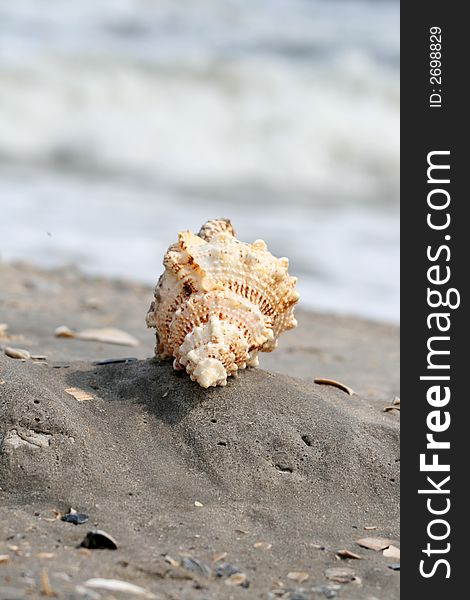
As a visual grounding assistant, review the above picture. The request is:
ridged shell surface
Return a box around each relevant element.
[146,219,299,388]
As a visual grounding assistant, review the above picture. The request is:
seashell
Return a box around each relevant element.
[287,571,310,584]
[179,555,212,578]
[83,579,157,599]
[324,566,357,583]
[4,347,31,360]
[225,572,249,587]
[146,219,299,388]
[80,529,118,550]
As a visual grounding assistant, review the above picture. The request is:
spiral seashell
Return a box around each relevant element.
[146,219,299,388]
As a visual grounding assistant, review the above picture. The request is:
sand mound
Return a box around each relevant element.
[1,354,399,599]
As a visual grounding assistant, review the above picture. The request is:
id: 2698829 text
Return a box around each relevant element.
[429,26,442,108]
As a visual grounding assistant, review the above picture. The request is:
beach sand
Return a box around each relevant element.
[0,262,399,599]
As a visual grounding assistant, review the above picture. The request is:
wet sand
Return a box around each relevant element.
[0,262,399,599]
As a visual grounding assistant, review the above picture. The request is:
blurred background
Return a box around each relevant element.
[0,0,399,323]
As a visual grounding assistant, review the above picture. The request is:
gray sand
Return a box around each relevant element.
[0,262,399,599]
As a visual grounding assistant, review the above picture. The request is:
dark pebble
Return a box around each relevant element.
[215,563,241,578]
[94,357,138,365]
[79,529,118,550]
[61,512,89,525]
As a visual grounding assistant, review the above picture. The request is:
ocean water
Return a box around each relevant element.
[0,0,399,322]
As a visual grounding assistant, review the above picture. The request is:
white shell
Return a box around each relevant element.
[146,219,299,388]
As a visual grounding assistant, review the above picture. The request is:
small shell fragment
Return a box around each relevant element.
[212,552,228,564]
[324,567,357,583]
[384,405,400,413]
[383,545,400,559]
[84,579,156,598]
[336,549,362,560]
[4,347,30,360]
[80,530,118,550]
[39,569,55,597]
[36,552,55,559]
[179,556,211,578]
[225,572,249,587]
[314,378,354,395]
[55,326,76,338]
[76,328,139,347]
[254,541,272,550]
[287,571,309,584]
[194,500,204,507]
[164,555,180,567]
[64,388,94,402]
[356,537,395,551]
[55,326,138,346]
[0,554,10,564]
